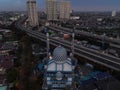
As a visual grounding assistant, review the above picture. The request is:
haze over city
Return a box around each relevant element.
[0,0,120,11]
[0,0,120,90]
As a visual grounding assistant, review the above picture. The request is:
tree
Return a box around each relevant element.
[6,68,19,83]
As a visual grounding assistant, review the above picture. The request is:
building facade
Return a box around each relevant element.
[46,0,58,20]
[42,46,77,90]
[112,10,116,17]
[27,0,39,27]
[59,0,71,20]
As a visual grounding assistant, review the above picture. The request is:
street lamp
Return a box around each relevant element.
[102,33,106,50]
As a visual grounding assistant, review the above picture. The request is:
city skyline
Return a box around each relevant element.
[0,0,120,11]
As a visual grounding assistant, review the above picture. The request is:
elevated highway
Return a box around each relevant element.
[15,17,120,71]
[48,25,120,49]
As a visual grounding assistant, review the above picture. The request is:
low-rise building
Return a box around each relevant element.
[0,55,14,86]
[0,34,3,41]
[0,86,7,90]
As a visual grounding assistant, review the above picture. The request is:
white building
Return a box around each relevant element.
[59,0,71,20]
[46,0,58,20]
[70,16,80,20]
[27,0,39,27]
[42,46,77,89]
[112,10,116,17]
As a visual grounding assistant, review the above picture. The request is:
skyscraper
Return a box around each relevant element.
[59,0,71,20]
[27,0,39,27]
[112,10,116,17]
[46,0,58,20]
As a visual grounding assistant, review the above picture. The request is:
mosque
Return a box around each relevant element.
[42,45,77,90]
[42,28,77,90]
[39,28,114,90]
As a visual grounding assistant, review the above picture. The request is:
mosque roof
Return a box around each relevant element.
[53,46,67,64]
[47,59,73,72]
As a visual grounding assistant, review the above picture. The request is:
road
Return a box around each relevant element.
[48,25,120,48]
[15,17,120,71]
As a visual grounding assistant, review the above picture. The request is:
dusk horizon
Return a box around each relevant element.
[0,0,120,12]
[0,0,120,90]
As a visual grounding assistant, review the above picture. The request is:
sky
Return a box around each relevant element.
[0,0,120,11]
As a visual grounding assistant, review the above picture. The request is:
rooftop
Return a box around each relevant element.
[0,75,5,85]
[0,55,14,69]
[0,86,7,90]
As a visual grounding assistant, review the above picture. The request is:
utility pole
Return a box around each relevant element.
[102,33,106,50]
[70,27,75,57]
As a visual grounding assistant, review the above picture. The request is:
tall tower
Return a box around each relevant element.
[59,0,71,20]
[27,0,39,27]
[46,0,58,20]
[112,10,116,17]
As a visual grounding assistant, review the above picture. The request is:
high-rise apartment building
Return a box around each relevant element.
[59,0,71,19]
[27,0,39,27]
[46,0,58,20]
[112,10,116,17]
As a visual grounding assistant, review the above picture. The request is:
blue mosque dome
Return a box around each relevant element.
[53,46,67,64]
[43,45,77,89]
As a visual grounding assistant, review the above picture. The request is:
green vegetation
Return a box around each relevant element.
[19,35,42,90]
[6,68,19,83]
